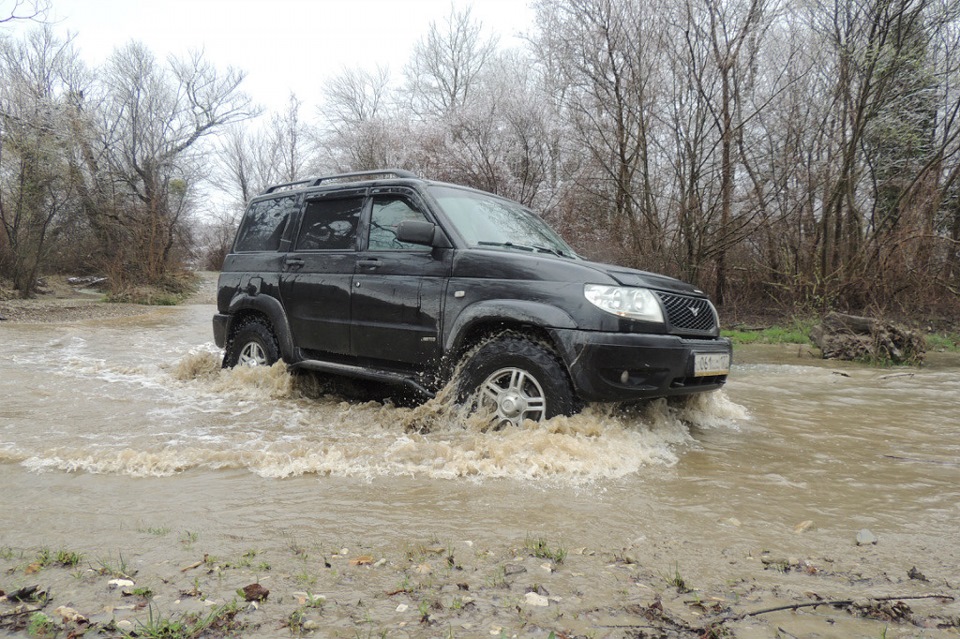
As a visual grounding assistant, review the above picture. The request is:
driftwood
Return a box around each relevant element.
[810,312,925,364]
[67,276,108,287]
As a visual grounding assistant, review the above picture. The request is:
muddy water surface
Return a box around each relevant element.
[1,293,958,638]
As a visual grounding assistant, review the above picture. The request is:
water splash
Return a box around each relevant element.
[14,351,747,482]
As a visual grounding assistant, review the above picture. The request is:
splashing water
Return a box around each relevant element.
[5,340,745,482]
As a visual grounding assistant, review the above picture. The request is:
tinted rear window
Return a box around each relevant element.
[234,196,298,252]
[295,197,364,250]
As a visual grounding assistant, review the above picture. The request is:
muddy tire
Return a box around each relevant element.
[458,334,576,427]
[223,318,280,368]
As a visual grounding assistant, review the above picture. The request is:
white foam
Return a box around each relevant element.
[12,351,749,484]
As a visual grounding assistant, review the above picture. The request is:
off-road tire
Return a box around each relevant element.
[223,317,280,368]
[458,333,576,426]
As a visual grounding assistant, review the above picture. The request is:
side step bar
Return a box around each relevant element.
[288,359,436,399]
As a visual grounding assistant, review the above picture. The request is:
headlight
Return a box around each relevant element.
[584,284,664,323]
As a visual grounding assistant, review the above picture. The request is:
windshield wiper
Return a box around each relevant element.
[477,241,567,257]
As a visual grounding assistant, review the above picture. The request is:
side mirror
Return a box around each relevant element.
[396,220,451,248]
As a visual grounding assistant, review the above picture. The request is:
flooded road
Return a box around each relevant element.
[1,287,958,638]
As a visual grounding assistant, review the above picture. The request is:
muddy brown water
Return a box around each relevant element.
[1,289,958,638]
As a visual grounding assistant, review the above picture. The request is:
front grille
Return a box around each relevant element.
[655,292,717,333]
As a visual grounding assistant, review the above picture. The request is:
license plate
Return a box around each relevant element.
[694,352,730,377]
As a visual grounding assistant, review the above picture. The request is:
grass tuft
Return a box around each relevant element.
[662,562,691,593]
[129,600,243,639]
[722,317,815,345]
[927,332,960,352]
[27,612,56,637]
[55,549,83,567]
[524,536,567,564]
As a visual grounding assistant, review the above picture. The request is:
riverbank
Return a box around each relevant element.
[0,278,148,324]
[0,273,213,324]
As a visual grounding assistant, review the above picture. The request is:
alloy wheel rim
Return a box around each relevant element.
[238,341,267,366]
[480,367,547,427]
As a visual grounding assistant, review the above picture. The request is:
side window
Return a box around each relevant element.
[368,196,430,250]
[296,197,364,250]
[233,195,297,252]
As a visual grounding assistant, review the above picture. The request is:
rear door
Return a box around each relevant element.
[350,188,450,366]
[279,190,365,356]
[221,194,299,300]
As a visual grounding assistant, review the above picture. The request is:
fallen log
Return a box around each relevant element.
[67,276,108,287]
[810,312,925,365]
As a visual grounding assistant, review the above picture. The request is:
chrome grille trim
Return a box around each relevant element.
[654,292,717,333]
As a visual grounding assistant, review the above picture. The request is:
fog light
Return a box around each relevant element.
[620,370,630,384]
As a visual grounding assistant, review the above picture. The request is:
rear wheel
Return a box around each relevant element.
[223,318,280,368]
[458,334,576,427]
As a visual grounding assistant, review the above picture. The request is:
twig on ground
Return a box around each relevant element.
[0,607,44,620]
[735,593,955,620]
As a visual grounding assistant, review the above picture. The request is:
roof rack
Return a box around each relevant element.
[261,169,418,194]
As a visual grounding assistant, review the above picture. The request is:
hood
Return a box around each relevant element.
[583,261,703,296]
[452,248,706,296]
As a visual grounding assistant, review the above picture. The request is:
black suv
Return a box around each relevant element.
[213,170,731,426]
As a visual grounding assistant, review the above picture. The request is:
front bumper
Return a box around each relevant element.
[551,329,732,403]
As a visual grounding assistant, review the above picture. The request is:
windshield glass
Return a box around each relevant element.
[428,185,577,258]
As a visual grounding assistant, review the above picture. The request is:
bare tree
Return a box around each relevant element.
[533,0,667,267]
[794,0,955,310]
[405,4,499,118]
[0,26,81,296]
[86,42,256,286]
[324,65,391,124]
[215,94,311,203]
[318,65,407,171]
[930,11,960,284]
[421,50,561,209]
[0,0,48,24]
[214,125,277,207]
[732,14,824,309]
[272,93,310,183]
[686,0,769,304]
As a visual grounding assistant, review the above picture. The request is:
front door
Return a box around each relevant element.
[350,191,449,366]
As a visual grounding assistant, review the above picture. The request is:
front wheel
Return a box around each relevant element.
[223,318,280,368]
[457,334,577,427]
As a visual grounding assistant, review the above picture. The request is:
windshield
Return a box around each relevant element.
[428,185,577,258]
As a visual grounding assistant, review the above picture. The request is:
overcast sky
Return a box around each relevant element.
[10,0,535,113]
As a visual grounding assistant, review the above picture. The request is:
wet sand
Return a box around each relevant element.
[1,459,958,639]
[1,482,957,639]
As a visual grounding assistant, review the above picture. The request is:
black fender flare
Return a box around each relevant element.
[226,294,297,363]
[444,299,578,356]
